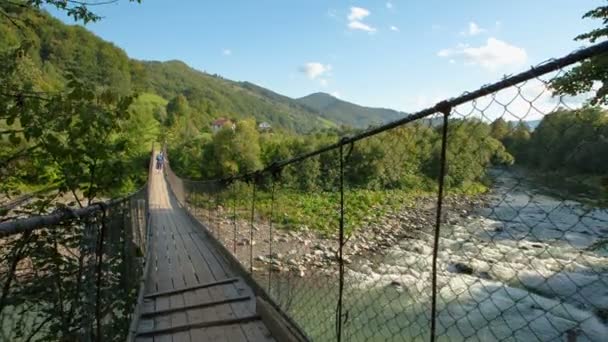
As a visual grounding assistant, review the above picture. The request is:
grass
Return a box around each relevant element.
[191,181,488,237]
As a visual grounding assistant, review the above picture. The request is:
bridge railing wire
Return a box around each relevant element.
[165,40,608,342]
[0,151,154,342]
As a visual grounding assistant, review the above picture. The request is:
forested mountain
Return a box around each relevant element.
[297,92,406,128]
[139,61,340,132]
[0,6,331,133]
[0,6,412,134]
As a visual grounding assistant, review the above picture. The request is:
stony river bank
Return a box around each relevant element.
[203,194,483,278]
[199,169,608,341]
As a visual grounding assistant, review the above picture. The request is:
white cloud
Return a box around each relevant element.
[386,2,393,9]
[347,7,376,32]
[390,25,399,32]
[437,38,527,70]
[460,21,486,36]
[299,62,332,79]
[348,7,370,21]
[349,20,376,32]
[331,91,341,99]
[320,79,328,87]
[222,49,232,56]
[402,93,447,112]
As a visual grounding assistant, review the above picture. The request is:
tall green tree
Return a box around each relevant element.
[1,0,142,24]
[200,119,262,178]
[490,117,510,141]
[165,94,190,126]
[1,1,146,204]
[551,2,608,104]
[525,108,608,174]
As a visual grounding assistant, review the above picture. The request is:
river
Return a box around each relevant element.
[269,169,608,341]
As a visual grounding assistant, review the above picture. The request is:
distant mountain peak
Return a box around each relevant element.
[296,93,407,128]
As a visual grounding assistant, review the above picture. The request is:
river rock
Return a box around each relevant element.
[271,264,284,272]
[255,255,267,262]
[449,262,474,275]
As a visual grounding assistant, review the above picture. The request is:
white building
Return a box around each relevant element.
[211,118,235,133]
[258,122,272,132]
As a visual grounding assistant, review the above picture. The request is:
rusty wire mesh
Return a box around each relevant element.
[0,183,150,341]
[164,42,608,342]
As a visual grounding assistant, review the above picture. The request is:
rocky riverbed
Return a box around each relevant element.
[194,169,608,341]
[198,195,483,278]
[345,171,608,341]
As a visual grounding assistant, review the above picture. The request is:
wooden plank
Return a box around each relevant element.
[173,205,238,341]
[223,281,268,341]
[164,201,190,342]
[240,322,275,342]
[142,296,251,318]
[165,175,234,341]
[144,278,239,299]
[136,315,262,338]
[135,172,164,342]
[188,229,233,282]
[152,222,173,342]
[152,189,187,341]
[178,184,270,341]
[187,216,261,340]
[174,232,214,342]
[137,171,279,342]
[174,225,229,342]
[136,171,159,341]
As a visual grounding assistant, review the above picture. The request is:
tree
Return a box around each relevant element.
[490,117,510,141]
[165,94,190,126]
[1,1,142,24]
[503,121,531,162]
[232,119,262,174]
[1,1,151,204]
[551,2,608,104]
[201,119,262,178]
[424,119,513,188]
[524,107,608,174]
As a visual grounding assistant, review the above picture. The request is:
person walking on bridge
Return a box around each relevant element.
[155,152,164,172]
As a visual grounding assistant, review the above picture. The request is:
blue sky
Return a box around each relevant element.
[49,0,602,112]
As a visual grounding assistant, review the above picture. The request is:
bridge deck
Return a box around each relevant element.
[135,171,275,342]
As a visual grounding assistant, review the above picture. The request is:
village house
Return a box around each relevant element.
[258,121,272,132]
[211,118,235,133]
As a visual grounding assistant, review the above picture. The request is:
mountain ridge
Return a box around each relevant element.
[297,92,407,128]
[0,6,408,132]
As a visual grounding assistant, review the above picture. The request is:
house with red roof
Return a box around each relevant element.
[211,118,235,133]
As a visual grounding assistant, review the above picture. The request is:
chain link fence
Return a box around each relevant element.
[167,41,608,342]
[0,158,153,341]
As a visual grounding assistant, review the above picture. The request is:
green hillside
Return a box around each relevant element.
[297,92,407,128]
[0,5,333,133]
[140,61,335,132]
[0,5,411,135]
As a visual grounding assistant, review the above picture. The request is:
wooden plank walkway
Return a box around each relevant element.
[135,170,275,342]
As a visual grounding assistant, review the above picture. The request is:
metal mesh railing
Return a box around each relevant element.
[0,159,153,341]
[165,41,608,342]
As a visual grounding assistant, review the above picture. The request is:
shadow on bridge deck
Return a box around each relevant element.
[134,170,275,342]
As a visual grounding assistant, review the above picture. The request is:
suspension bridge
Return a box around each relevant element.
[132,167,284,341]
[1,41,608,342]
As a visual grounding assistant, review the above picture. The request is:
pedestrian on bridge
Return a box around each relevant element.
[155,152,164,172]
